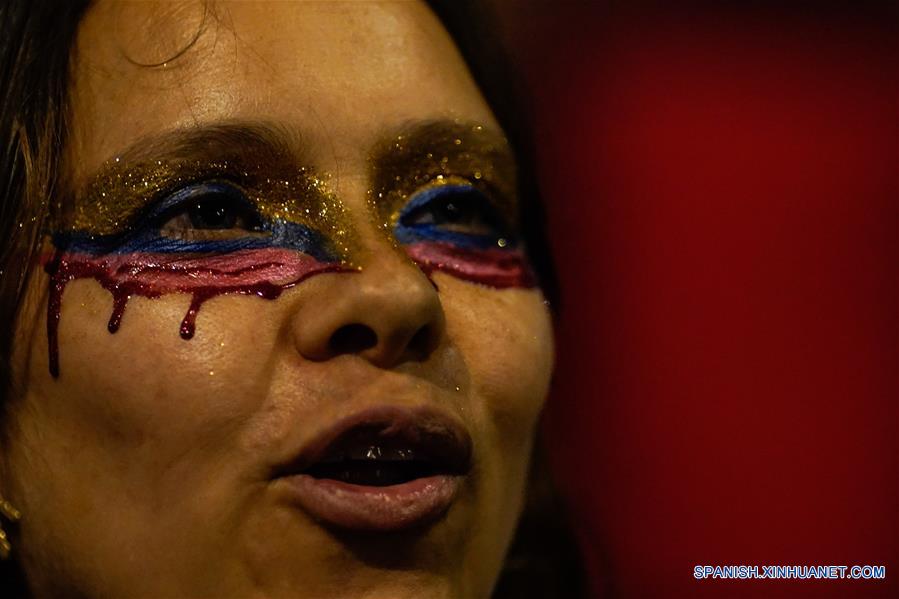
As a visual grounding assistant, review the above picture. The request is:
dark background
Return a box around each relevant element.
[494,1,897,597]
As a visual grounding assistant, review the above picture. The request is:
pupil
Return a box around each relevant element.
[440,200,465,223]
[189,201,237,229]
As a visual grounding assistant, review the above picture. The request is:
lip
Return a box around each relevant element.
[273,406,472,532]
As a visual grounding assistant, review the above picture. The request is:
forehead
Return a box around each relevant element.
[69,0,497,178]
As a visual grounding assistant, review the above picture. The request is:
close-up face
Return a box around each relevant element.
[4,1,553,598]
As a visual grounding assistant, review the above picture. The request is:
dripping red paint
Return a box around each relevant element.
[43,248,347,377]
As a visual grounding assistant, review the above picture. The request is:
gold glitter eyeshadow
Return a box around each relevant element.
[61,120,515,264]
[68,159,357,258]
[368,120,519,240]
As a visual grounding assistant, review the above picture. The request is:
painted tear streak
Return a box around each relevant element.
[44,247,347,377]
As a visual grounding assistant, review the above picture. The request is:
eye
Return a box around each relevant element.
[187,200,242,229]
[400,185,506,238]
[156,183,265,240]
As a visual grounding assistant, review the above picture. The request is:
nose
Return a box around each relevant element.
[290,251,445,368]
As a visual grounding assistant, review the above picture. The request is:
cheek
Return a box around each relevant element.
[438,279,553,589]
[439,277,553,494]
[21,274,285,474]
[441,280,553,431]
[8,273,298,594]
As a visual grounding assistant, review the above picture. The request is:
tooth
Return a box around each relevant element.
[326,444,422,463]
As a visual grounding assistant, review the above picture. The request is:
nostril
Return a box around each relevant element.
[407,324,435,360]
[329,323,378,355]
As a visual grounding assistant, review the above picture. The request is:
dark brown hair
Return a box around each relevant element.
[0,4,91,594]
[0,1,582,596]
[0,0,91,405]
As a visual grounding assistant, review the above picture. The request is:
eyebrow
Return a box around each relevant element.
[86,121,304,174]
[388,119,511,150]
[77,118,513,189]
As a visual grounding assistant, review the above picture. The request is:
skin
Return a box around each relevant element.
[4,2,553,598]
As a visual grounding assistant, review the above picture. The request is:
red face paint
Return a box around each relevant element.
[404,242,535,289]
[43,248,348,377]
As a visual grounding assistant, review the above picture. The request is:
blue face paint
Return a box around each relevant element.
[392,183,535,289]
[56,182,340,262]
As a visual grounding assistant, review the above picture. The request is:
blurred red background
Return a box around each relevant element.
[496,1,897,597]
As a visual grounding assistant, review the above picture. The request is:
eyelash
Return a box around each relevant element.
[395,184,515,248]
[151,182,264,238]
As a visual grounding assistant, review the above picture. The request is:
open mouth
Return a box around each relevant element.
[300,421,470,487]
[276,407,472,531]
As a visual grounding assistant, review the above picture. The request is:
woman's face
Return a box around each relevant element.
[7,2,552,597]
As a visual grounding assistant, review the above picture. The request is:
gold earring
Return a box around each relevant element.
[0,496,21,559]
